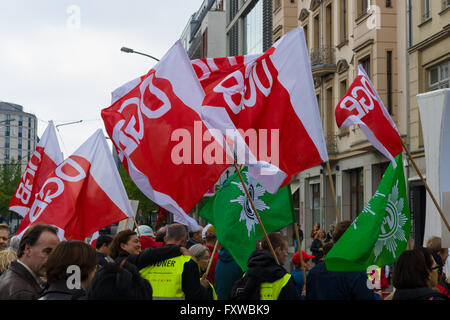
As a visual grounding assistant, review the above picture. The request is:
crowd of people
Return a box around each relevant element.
[0,221,448,301]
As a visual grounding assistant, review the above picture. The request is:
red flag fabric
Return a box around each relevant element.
[16,130,134,240]
[101,41,231,232]
[200,27,328,193]
[9,121,64,217]
[335,66,403,166]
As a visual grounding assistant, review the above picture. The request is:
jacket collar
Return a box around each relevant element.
[9,260,42,289]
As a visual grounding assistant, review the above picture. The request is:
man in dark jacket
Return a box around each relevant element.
[305,220,378,300]
[230,232,299,300]
[0,224,60,300]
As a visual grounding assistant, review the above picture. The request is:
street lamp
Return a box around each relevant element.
[120,47,160,62]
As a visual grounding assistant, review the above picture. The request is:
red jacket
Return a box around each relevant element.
[206,244,219,285]
[139,236,163,250]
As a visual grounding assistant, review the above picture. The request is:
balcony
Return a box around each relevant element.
[310,46,337,77]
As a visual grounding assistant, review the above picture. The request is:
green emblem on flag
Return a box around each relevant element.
[325,154,411,272]
[199,167,295,271]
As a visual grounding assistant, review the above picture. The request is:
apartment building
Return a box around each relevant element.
[291,0,409,250]
[407,0,450,246]
[0,101,37,172]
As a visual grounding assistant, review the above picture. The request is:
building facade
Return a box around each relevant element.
[181,0,227,59]
[0,101,37,172]
[292,0,409,251]
[407,0,450,247]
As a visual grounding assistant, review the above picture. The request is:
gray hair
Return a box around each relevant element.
[188,244,209,260]
[166,223,188,242]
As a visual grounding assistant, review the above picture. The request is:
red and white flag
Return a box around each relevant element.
[9,121,64,217]
[16,129,134,240]
[102,41,231,232]
[201,27,328,193]
[335,65,403,166]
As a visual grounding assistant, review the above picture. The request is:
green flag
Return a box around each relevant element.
[199,167,295,271]
[325,154,411,272]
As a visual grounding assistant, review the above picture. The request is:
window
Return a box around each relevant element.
[5,126,10,137]
[18,138,22,149]
[5,114,11,125]
[445,0,450,9]
[4,149,9,164]
[5,137,10,149]
[311,184,320,227]
[423,0,431,20]
[245,1,263,54]
[359,56,371,79]
[339,0,348,44]
[18,150,22,162]
[387,51,393,114]
[350,168,364,220]
[386,0,392,7]
[18,127,22,138]
[428,61,450,91]
[358,0,370,18]
[18,116,23,126]
[28,117,31,128]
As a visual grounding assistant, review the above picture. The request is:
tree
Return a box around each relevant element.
[0,159,22,222]
[118,164,158,225]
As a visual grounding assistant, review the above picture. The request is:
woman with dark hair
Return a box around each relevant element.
[40,241,98,300]
[392,247,448,300]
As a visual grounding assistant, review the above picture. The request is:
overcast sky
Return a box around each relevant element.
[0,0,204,156]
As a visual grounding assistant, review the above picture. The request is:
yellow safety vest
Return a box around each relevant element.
[260,273,292,300]
[139,255,192,300]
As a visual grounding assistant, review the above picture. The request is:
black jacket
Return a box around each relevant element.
[230,250,299,300]
[392,287,448,301]
[117,243,182,269]
[0,260,43,300]
[39,280,87,300]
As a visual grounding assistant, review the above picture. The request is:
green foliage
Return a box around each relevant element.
[118,163,158,224]
[0,159,22,217]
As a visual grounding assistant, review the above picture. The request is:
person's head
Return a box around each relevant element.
[189,226,203,244]
[165,223,188,246]
[292,251,315,271]
[9,235,20,253]
[313,223,320,231]
[135,225,154,238]
[0,224,10,251]
[17,224,60,276]
[426,236,449,266]
[204,225,216,245]
[321,242,334,260]
[188,244,210,271]
[329,224,335,232]
[259,233,289,265]
[109,230,141,260]
[317,229,327,240]
[96,235,113,255]
[0,247,18,274]
[392,247,440,289]
[332,220,352,243]
[88,259,152,300]
[155,225,167,243]
[44,241,98,291]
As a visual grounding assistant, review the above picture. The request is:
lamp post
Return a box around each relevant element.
[120,47,160,62]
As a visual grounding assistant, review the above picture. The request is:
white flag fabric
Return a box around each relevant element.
[9,121,64,217]
[16,129,134,240]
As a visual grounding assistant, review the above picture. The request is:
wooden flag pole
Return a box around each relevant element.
[202,240,219,281]
[232,162,280,265]
[294,223,306,286]
[401,140,450,232]
[325,161,340,224]
[133,217,142,238]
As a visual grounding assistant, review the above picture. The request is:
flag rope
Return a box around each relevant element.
[401,139,450,232]
[232,161,280,265]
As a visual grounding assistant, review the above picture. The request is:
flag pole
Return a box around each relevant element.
[202,240,219,281]
[401,140,450,232]
[325,161,340,223]
[294,223,306,286]
[133,216,142,237]
[232,162,281,265]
